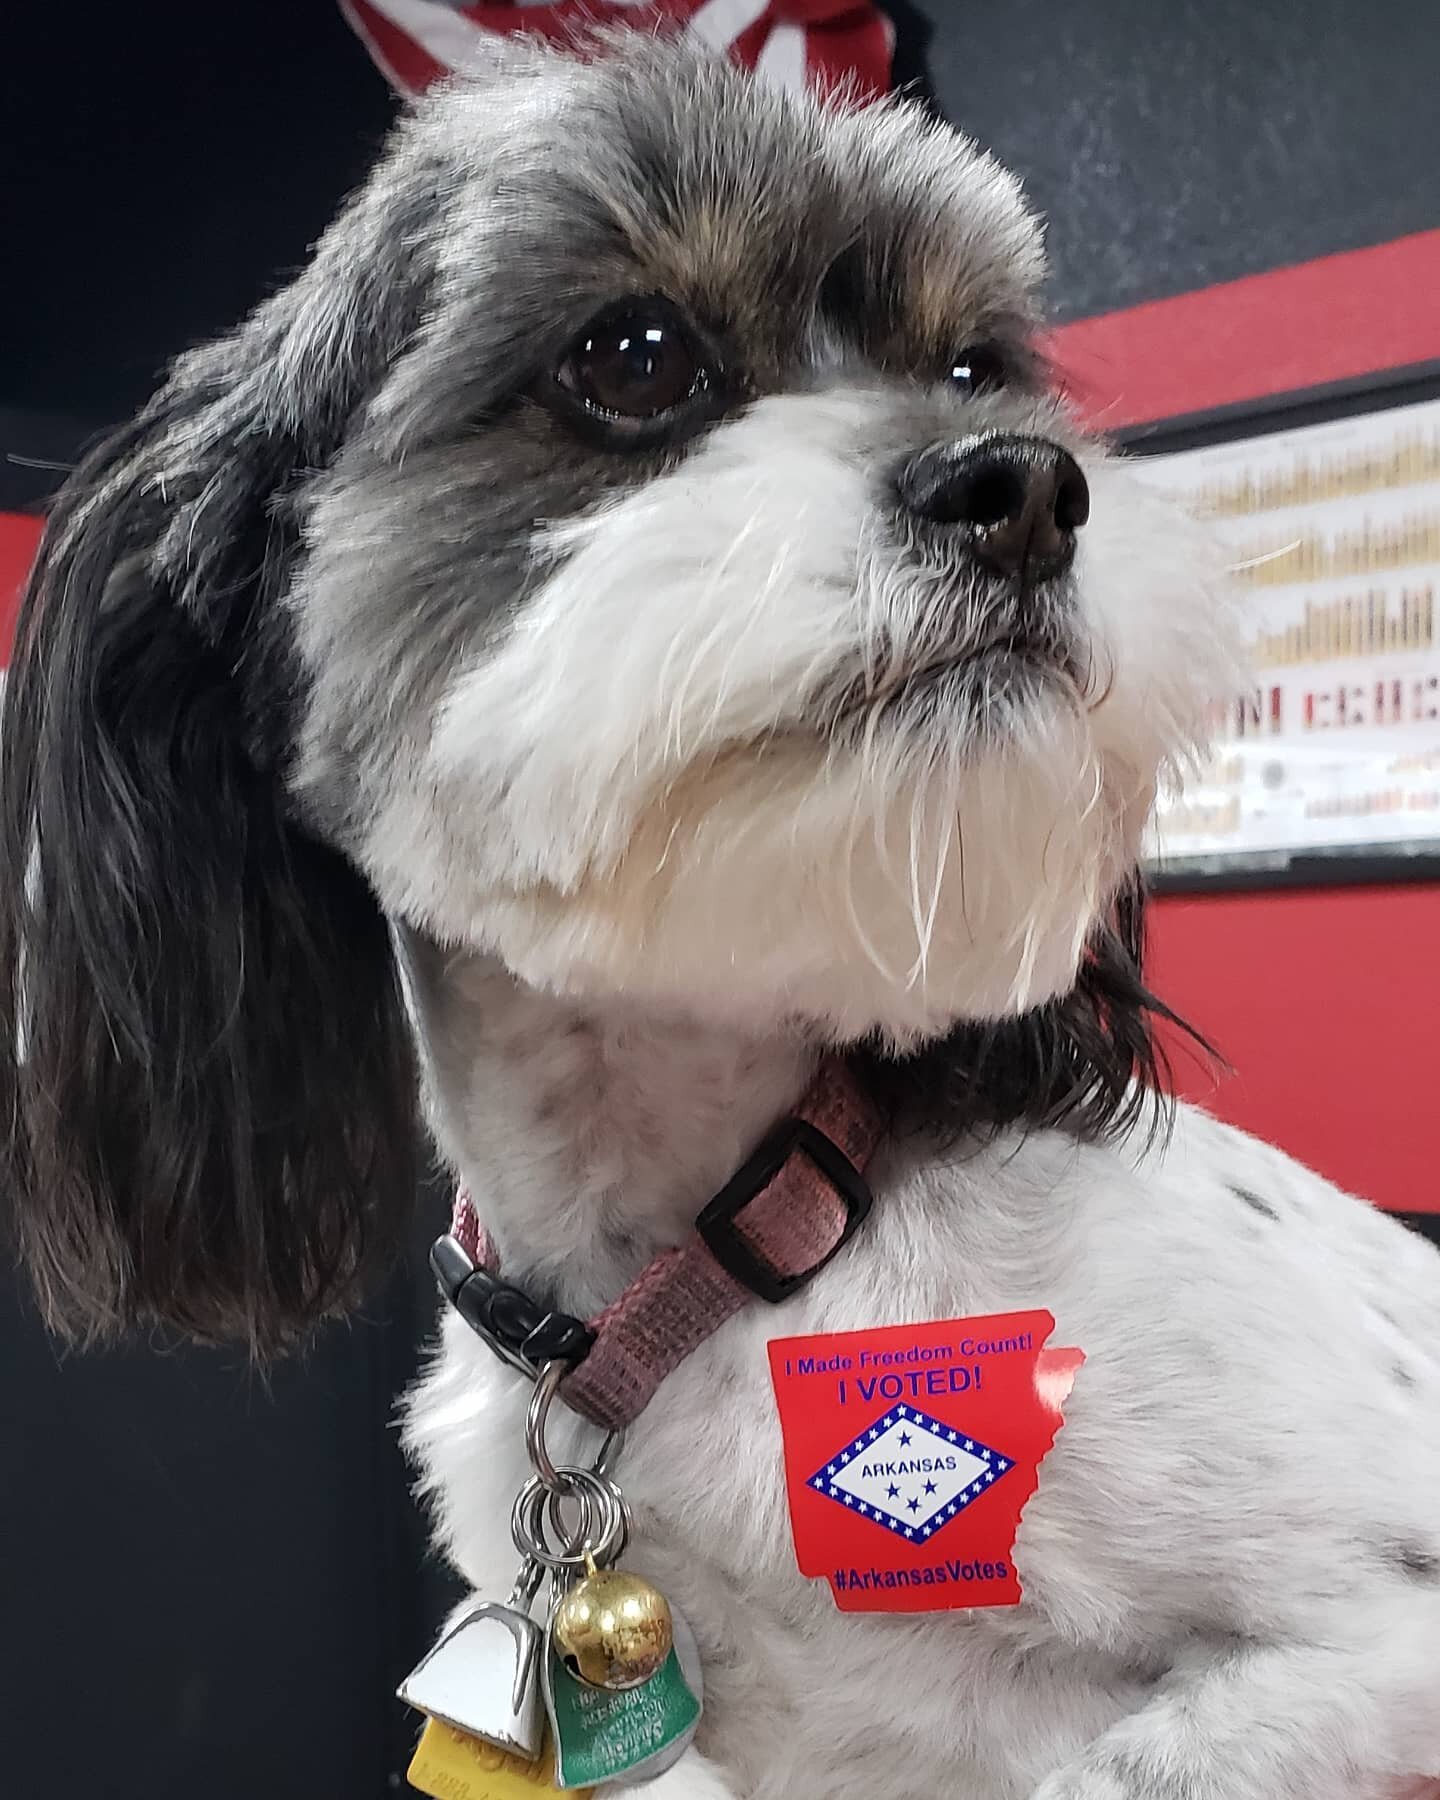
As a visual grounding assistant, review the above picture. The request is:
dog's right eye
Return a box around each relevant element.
[948,343,1009,398]
[553,302,713,429]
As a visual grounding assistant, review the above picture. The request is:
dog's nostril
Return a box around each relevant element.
[898,434,1088,580]
[949,466,1028,530]
[1054,463,1091,533]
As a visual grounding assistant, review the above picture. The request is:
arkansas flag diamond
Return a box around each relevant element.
[806,1404,1013,1544]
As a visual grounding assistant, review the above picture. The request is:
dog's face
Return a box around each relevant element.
[0,39,1238,1349]
[283,43,1234,1042]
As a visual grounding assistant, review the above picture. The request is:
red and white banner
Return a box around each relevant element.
[341,0,894,101]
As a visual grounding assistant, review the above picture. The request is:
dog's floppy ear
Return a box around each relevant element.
[0,129,444,1354]
[862,880,1197,1144]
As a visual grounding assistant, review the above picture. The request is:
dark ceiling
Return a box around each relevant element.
[2,3,394,426]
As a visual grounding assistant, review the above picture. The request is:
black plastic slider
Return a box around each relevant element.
[695,1117,873,1304]
[430,1233,595,1373]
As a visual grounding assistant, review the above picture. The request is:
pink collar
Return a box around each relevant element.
[435,1060,884,1431]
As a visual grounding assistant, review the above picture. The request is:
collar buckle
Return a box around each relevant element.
[430,1233,595,1375]
[695,1116,874,1304]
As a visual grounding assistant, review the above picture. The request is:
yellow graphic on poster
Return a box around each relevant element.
[1132,395,1440,868]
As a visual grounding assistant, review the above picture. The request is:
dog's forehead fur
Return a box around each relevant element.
[375,41,1044,446]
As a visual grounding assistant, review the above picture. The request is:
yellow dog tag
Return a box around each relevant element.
[406,1717,591,1800]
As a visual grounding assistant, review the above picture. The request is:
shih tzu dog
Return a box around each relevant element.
[3,34,1438,1800]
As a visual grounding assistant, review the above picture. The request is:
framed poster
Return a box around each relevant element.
[1124,362,1440,889]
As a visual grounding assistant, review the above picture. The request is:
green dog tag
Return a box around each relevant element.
[543,1645,701,1790]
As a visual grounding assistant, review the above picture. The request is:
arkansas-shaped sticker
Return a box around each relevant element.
[767,1311,1082,1612]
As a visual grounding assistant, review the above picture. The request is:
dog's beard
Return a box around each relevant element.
[359,389,1234,1043]
[464,722,1144,1044]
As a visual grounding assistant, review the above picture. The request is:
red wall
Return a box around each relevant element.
[0,512,41,652]
[1149,886,1437,1212]
[1052,228,1440,428]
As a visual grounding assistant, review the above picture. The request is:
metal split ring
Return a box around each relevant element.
[511,1466,628,1571]
[526,1359,623,1492]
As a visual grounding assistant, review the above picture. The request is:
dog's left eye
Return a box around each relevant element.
[555,305,710,422]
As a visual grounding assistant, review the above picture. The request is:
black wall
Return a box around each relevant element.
[0,1270,442,1799]
[926,0,1436,323]
[1,6,1434,1798]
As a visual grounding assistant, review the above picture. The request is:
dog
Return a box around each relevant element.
[3,34,1438,1800]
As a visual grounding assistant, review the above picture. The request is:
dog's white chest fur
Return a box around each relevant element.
[404,974,1440,1800]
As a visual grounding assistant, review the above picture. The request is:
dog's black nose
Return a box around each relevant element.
[897,434,1090,580]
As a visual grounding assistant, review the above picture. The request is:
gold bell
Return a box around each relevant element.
[551,1558,674,1692]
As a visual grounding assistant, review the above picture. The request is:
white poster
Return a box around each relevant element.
[1131,394,1440,873]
